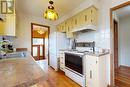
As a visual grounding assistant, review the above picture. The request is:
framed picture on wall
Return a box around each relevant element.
[1,1,14,14]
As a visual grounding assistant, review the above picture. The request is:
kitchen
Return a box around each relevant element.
[0,0,130,87]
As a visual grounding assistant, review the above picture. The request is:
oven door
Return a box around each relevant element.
[65,53,83,75]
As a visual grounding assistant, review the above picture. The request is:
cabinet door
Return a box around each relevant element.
[87,7,98,25]
[81,9,89,25]
[77,13,83,27]
[0,14,16,36]
[66,26,74,38]
[61,22,66,32]
[0,21,5,35]
[73,15,78,28]
[90,7,98,25]
[57,22,66,33]
[66,19,74,38]
[86,55,99,87]
[56,25,60,32]
[5,14,16,36]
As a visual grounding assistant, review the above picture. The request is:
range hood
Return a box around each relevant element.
[71,24,97,33]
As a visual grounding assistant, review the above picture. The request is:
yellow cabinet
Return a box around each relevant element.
[0,21,5,35]
[72,15,78,28]
[90,6,98,25]
[66,19,74,38]
[5,14,16,36]
[82,6,98,25]
[57,22,66,33]
[0,14,16,36]
[56,6,98,38]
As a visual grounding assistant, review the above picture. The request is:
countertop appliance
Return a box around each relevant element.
[64,42,95,87]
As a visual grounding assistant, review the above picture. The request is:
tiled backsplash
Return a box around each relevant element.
[75,28,110,49]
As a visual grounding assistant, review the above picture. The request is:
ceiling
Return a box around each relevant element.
[16,0,85,19]
[115,5,130,18]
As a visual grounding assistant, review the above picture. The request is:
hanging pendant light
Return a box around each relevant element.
[44,0,59,21]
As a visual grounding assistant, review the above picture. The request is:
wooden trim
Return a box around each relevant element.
[110,1,130,86]
[31,23,50,63]
[120,65,130,70]
[110,1,130,11]
[16,48,28,52]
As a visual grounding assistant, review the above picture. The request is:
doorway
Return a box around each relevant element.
[110,1,130,87]
[31,23,50,61]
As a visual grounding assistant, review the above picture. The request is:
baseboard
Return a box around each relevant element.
[120,65,130,69]
[107,84,118,87]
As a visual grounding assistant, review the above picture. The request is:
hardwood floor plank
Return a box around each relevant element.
[33,67,81,87]
[115,66,130,87]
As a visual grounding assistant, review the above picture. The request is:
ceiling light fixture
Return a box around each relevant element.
[37,30,45,34]
[43,0,59,21]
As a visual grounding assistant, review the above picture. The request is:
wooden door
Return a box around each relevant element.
[32,45,45,60]
[114,20,118,70]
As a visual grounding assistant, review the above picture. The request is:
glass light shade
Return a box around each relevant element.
[37,30,45,34]
[44,9,59,21]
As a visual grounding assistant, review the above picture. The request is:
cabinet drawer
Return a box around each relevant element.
[60,60,64,64]
[60,63,65,71]
[59,54,64,57]
[60,62,65,65]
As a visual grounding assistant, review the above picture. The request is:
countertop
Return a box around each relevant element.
[60,49,110,57]
[84,51,110,57]
[0,55,47,87]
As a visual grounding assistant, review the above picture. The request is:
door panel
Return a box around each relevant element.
[33,45,40,60]
[32,45,44,60]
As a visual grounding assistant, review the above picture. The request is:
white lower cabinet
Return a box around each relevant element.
[59,51,65,71]
[85,54,110,87]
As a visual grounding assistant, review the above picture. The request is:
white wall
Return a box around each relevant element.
[14,12,56,53]
[118,16,130,67]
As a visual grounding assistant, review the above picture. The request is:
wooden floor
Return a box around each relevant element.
[115,66,130,87]
[33,67,81,87]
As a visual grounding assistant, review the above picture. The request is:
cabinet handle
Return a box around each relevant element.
[91,19,93,23]
[85,15,87,21]
[75,19,77,25]
[90,70,92,79]
[91,10,93,13]
[62,26,64,30]
[68,27,69,31]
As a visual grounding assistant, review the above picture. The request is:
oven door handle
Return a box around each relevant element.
[65,67,84,77]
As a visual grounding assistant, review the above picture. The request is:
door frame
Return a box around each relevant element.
[113,20,118,70]
[110,1,130,86]
[31,23,50,62]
